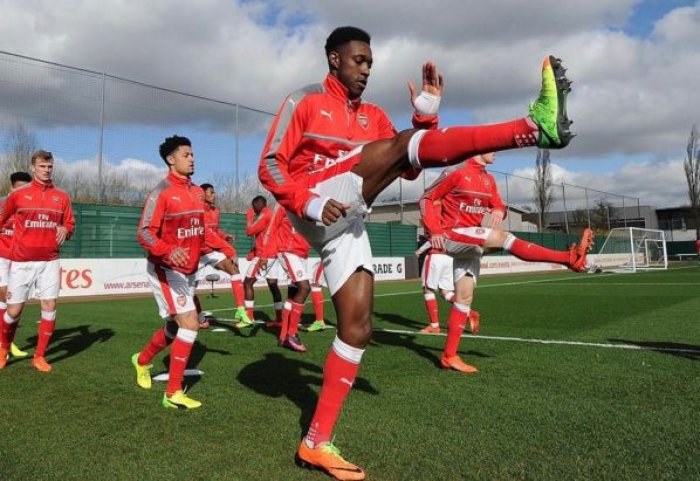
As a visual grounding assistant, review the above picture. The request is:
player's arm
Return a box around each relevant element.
[137,192,179,261]
[408,61,443,129]
[420,170,459,250]
[56,198,75,245]
[488,174,506,229]
[204,225,235,259]
[259,96,326,221]
[0,192,17,227]
[245,208,270,236]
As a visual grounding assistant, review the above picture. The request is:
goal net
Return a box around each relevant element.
[590,228,668,272]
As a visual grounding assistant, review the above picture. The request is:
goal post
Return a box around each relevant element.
[590,227,668,272]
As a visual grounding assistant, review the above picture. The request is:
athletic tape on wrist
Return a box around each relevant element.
[414,91,441,115]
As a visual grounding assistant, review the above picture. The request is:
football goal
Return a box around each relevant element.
[590,227,667,272]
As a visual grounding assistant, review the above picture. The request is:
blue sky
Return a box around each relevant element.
[1,0,699,208]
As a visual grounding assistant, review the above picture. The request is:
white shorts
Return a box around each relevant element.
[278,252,309,283]
[290,172,372,295]
[421,253,454,291]
[0,257,10,288]
[308,259,326,287]
[245,257,285,280]
[6,259,60,303]
[146,262,196,319]
[195,251,227,282]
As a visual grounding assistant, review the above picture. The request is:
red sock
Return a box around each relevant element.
[424,294,439,326]
[306,341,363,447]
[311,288,324,321]
[245,300,254,319]
[288,302,304,336]
[166,329,197,396]
[507,237,569,265]
[279,303,291,341]
[231,276,245,307]
[416,118,537,167]
[138,328,172,365]
[444,304,469,358]
[0,311,14,349]
[35,319,56,358]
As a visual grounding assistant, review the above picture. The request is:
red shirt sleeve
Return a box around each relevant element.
[137,191,174,258]
[246,208,271,236]
[488,173,506,213]
[420,169,459,235]
[258,96,318,218]
[62,198,75,238]
[0,193,16,227]
[204,225,234,258]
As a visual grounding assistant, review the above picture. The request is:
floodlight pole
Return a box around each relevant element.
[97,72,106,203]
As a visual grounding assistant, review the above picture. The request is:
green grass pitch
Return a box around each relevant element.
[1,266,698,481]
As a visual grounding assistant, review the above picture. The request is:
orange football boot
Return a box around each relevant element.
[440,355,478,374]
[296,441,365,481]
[32,356,52,372]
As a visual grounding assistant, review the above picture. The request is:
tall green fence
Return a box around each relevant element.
[62,204,420,259]
[64,203,655,260]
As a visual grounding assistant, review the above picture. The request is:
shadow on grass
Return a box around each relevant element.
[19,324,114,365]
[158,340,231,391]
[608,339,700,362]
[369,329,490,368]
[237,352,378,436]
[373,310,426,330]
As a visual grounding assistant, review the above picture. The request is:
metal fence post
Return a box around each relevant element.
[561,182,569,234]
[97,72,106,203]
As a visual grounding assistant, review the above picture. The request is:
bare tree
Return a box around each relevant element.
[684,125,700,238]
[591,199,614,232]
[1,122,37,192]
[533,148,554,231]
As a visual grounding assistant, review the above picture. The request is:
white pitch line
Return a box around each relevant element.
[373,328,700,355]
[205,317,699,355]
[209,268,698,313]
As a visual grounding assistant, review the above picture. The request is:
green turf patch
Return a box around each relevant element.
[1,267,698,480]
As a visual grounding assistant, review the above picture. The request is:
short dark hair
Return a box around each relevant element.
[200,183,214,192]
[251,195,266,207]
[10,171,31,185]
[159,135,191,163]
[325,26,371,56]
[30,149,53,165]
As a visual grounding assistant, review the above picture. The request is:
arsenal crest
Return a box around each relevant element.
[357,113,369,130]
[177,295,187,307]
[52,196,60,203]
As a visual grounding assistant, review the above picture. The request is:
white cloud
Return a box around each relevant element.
[0,0,698,206]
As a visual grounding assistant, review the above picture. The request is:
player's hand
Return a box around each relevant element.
[225,233,234,242]
[408,62,444,111]
[321,199,350,226]
[489,210,505,229]
[430,234,446,251]
[55,226,69,245]
[167,247,190,268]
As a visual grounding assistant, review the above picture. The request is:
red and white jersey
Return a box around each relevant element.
[0,197,14,259]
[420,158,505,235]
[201,202,235,257]
[137,172,234,275]
[0,179,74,262]
[695,239,700,254]
[259,74,437,218]
[272,204,310,258]
[246,206,277,258]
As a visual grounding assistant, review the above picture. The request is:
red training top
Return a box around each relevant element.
[420,158,505,237]
[137,172,234,275]
[0,179,74,262]
[259,74,437,218]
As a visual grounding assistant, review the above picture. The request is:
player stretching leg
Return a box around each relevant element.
[420,153,592,373]
[194,183,249,327]
[259,26,575,480]
[0,152,74,372]
[240,196,284,327]
[131,136,234,409]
